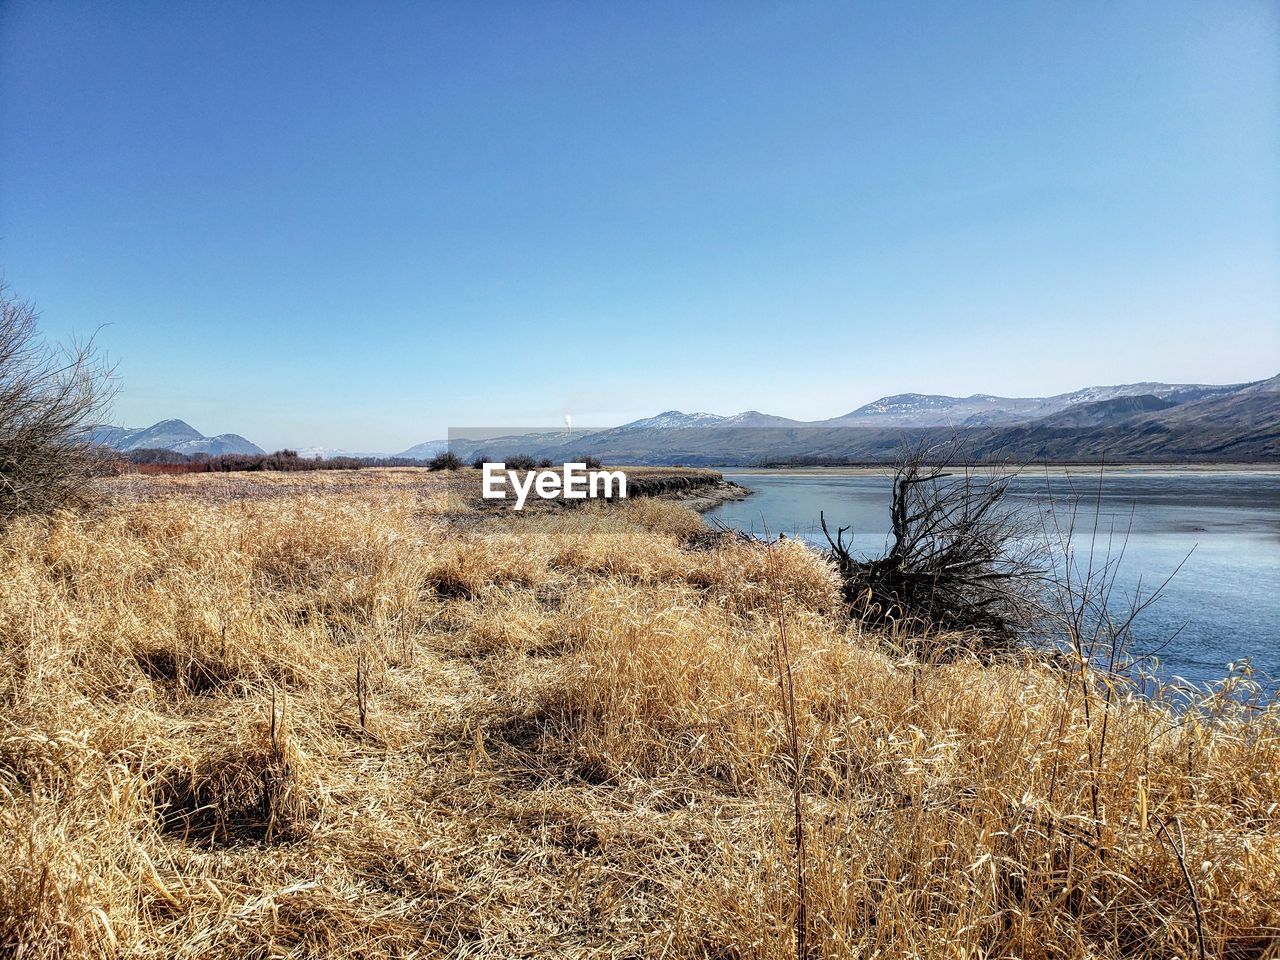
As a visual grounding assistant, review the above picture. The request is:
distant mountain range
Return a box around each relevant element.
[92,419,264,457]
[397,375,1280,465]
[293,446,389,460]
[99,375,1279,466]
[816,381,1244,427]
[396,439,450,460]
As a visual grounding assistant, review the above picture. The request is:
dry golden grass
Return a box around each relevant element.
[0,469,1276,958]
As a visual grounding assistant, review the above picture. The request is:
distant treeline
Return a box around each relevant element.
[118,449,427,474]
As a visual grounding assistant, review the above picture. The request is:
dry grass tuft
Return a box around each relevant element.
[0,468,1275,958]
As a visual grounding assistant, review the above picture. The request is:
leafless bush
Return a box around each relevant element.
[1038,466,1192,846]
[0,283,114,524]
[1039,466,1186,678]
[427,450,463,471]
[504,454,537,471]
[821,441,1044,650]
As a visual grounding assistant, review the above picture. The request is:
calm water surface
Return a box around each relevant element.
[706,470,1280,690]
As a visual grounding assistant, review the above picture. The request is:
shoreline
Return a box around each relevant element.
[666,478,753,512]
[711,462,1280,478]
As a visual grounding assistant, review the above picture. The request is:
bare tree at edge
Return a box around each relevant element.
[0,283,115,524]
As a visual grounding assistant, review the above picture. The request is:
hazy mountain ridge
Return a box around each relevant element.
[398,375,1278,464]
[92,419,265,456]
[1032,395,1178,429]
[293,447,394,460]
[114,376,1277,466]
[820,381,1248,427]
[396,439,449,460]
[619,411,728,430]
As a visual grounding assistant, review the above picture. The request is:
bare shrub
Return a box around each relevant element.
[427,450,463,471]
[505,453,537,471]
[821,441,1043,651]
[0,284,114,523]
[140,450,367,473]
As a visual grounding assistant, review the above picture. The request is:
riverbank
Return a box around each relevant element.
[596,467,750,511]
[458,466,753,515]
[706,466,1280,687]
[666,477,752,511]
[725,462,1280,477]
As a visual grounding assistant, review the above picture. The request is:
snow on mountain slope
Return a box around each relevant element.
[826,381,1256,428]
[172,434,265,456]
[396,439,449,459]
[116,419,204,450]
[391,375,1278,462]
[720,410,805,427]
[1034,394,1177,429]
[616,410,804,430]
[92,419,264,456]
[616,411,728,430]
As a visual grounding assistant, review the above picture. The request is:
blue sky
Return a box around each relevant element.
[2,1,1277,452]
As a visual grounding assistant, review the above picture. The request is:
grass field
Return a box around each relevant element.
[1,469,1276,958]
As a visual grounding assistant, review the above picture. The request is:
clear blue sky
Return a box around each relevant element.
[2,1,1277,452]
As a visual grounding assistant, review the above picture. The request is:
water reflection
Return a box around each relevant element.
[707,469,1280,688]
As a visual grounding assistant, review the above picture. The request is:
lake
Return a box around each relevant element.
[706,469,1280,691]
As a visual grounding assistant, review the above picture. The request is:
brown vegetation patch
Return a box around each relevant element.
[0,469,1274,959]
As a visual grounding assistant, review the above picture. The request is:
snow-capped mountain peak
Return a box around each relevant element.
[618,410,727,430]
[721,410,805,427]
[91,420,265,456]
[855,394,964,415]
